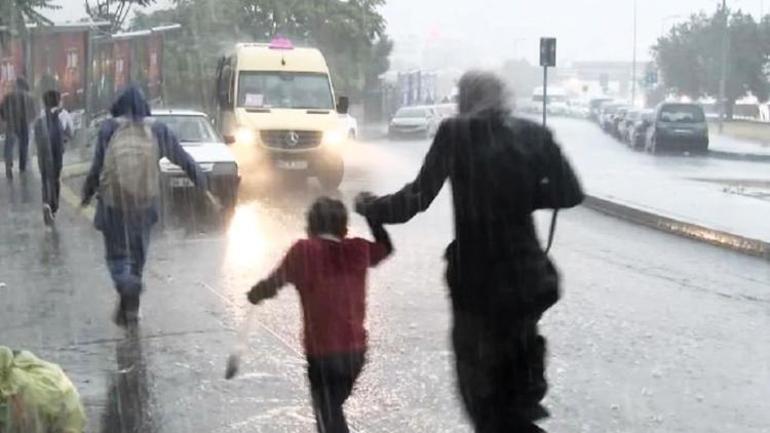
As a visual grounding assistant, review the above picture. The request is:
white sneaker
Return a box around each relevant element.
[42,204,54,226]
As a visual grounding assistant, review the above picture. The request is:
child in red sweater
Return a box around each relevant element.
[247,196,393,433]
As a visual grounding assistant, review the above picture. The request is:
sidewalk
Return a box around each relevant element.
[0,174,121,430]
[550,117,770,258]
[709,133,770,162]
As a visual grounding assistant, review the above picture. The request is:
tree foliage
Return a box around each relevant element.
[85,0,156,31]
[131,0,392,107]
[652,7,770,117]
[0,0,58,45]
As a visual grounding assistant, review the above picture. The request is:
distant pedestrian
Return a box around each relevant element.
[81,85,212,326]
[1,77,37,178]
[246,197,393,433]
[355,70,584,433]
[33,90,73,225]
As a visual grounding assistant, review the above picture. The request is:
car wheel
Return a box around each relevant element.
[317,154,344,191]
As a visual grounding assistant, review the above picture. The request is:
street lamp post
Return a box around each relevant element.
[632,0,638,106]
[718,0,728,133]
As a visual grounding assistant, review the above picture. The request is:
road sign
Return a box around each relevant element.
[540,37,556,67]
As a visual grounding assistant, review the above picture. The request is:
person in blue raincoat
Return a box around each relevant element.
[81,85,209,326]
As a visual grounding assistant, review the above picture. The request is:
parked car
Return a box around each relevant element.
[611,106,631,139]
[589,97,614,122]
[629,110,654,150]
[645,103,709,154]
[618,109,646,143]
[567,101,590,119]
[339,113,358,139]
[154,109,240,210]
[388,105,441,139]
[599,103,625,133]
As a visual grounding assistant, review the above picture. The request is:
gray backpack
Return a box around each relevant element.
[99,117,160,209]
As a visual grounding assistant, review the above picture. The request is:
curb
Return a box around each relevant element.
[583,195,770,260]
[708,150,770,163]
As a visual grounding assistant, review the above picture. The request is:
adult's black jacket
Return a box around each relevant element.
[359,115,584,317]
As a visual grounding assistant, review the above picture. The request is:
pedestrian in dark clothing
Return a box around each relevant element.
[33,90,72,225]
[1,78,36,178]
[81,85,209,326]
[247,197,393,433]
[355,70,584,433]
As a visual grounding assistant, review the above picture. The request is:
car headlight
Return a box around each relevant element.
[323,129,346,149]
[235,127,256,145]
[198,163,214,173]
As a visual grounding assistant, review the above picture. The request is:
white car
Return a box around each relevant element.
[153,109,240,210]
[388,105,440,139]
[339,113,358,139]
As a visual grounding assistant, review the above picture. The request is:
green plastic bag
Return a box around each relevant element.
[0,346,86,433]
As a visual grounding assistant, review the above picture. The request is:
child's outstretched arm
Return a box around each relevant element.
[247,275,284,305]
[367,217,393,266]
[247,243,300,305]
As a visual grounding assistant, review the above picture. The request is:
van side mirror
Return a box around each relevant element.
[336,96,349,114]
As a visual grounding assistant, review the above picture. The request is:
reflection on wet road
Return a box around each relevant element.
[100,328,156,433]
[2,132,769,432]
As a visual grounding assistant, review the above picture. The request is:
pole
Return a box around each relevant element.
[631,0,638,106]
[718,0,728,133]
[543,66,548,126]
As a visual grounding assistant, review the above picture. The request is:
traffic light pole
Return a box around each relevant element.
[718,0,728,133]
[543,66,548,126]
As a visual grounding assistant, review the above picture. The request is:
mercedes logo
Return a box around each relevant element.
[285,131,300,147]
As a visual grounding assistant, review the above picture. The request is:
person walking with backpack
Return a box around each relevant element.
[1,77,37,179]
[81,85,211,326]
[355,71,584,433]
[33,90,73,225]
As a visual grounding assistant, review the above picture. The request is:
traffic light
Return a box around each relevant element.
[540,38,556,67]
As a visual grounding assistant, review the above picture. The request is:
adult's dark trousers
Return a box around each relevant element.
[39,149,63,213]
[100,207,153,313]
[4,125,30,172]
[452,310,548,433]
[307,351,365,433]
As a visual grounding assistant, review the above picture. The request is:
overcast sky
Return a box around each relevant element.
[50,0,767,63]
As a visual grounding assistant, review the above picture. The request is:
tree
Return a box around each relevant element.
[0,0,58,45]
[85,0,156,31]
[132,0,392,107]
[652,7,770,119]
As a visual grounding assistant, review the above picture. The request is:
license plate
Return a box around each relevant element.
[276,160,308,170]
[674,129,693,135]
[169,177,194,188]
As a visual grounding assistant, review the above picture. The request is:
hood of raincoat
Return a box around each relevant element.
[110,85,152,120]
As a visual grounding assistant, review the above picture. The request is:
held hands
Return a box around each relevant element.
[354,191,377,216]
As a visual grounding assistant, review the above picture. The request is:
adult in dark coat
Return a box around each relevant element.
[356,70,584,433]
[1,77,36,178]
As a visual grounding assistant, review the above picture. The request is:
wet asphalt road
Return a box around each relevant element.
[2,125,770,433]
